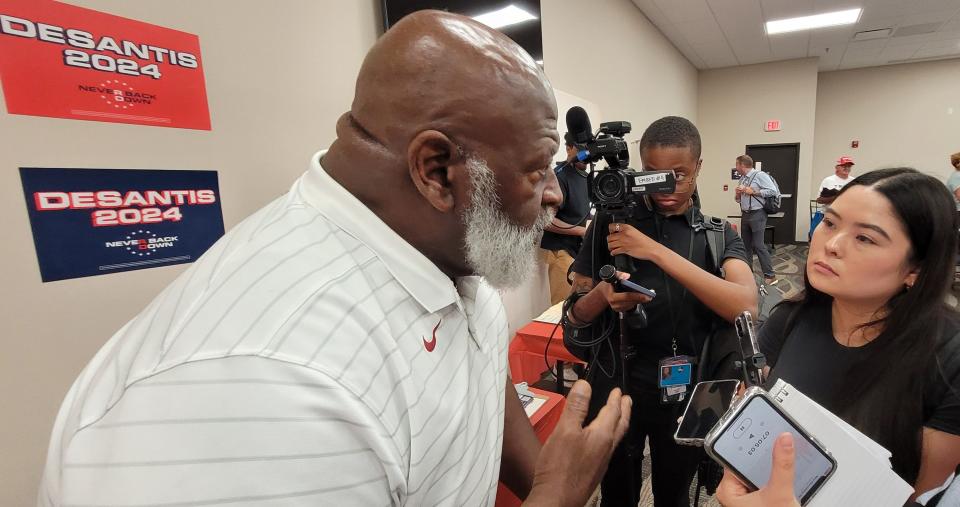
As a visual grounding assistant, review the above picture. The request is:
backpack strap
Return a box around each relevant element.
[698,214,728,278]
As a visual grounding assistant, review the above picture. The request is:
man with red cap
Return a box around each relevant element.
[816,156,855,204]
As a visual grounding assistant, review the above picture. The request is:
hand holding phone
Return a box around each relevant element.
[716,432,801,507]
[705,387,835,505]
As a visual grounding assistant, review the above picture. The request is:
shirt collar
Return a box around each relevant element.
[297,150,459,314]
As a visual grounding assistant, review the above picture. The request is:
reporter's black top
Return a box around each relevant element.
[760,302,960,438]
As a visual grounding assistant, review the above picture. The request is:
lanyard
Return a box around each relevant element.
[654,212,698,356]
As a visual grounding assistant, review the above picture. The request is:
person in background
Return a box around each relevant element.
[945,152,960,212]
[735,155,778,286]
[759,168,960,498]
[37,11,631,507]
[816,156,855,205]
[541,133,592,304]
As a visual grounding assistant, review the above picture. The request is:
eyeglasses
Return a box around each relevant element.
[674,172,697,188]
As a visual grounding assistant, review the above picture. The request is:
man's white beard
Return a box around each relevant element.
[462,155,554,289]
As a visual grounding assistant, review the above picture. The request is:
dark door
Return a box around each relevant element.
[745,143,799,245]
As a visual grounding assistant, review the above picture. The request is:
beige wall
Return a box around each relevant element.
[697,58,820,241]
[542,0,698,151]
[0,1,380,505]
[813,59,960,186]
[1,1,698,505]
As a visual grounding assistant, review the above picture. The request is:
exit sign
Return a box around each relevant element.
[765,120,782,132]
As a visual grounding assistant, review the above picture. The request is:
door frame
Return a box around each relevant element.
[744,142,801,245]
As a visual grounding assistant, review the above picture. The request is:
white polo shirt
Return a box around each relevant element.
[819,173,852,193]
[39,151,510,506]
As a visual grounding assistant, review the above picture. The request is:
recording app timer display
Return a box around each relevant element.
[713,396,834,501]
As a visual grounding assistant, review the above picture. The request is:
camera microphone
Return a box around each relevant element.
[565,106,593,145]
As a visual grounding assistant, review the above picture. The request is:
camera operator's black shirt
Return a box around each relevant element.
[570,202,748,395]
[760,302,960,438]
[540,162,591,257]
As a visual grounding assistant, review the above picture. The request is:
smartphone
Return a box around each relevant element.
[620,278,657,299]
[705,387,836,505]
[734,311,765,386]
[674,379,741,446]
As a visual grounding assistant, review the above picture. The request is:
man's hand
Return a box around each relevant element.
[716,433,801,507]
[606,223,663,262]
[597,272,652,312]
[524,381,631,507]
[742,186,756,196]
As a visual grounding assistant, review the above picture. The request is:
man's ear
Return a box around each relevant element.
[407,130,467,213]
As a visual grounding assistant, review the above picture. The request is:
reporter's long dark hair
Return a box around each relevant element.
[783,167,958,484]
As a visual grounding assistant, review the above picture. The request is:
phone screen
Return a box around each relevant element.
[713,395,834,503]
[676,380,740,441]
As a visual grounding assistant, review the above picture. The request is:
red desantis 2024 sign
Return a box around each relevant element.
[0,0,210,130]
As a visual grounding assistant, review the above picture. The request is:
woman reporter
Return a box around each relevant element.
[758,168,960,498]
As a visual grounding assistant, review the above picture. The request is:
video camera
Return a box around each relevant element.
[565,107,677,214]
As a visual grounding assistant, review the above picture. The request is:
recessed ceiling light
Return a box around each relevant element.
[766,8,862,35]
[473,4,538,30]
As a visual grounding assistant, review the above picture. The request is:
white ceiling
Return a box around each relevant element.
[631,0,960,71]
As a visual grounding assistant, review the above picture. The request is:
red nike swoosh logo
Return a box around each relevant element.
[423,319,441,352]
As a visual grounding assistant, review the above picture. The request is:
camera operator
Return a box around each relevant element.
[563,116,758,506]
[540,133,592,304]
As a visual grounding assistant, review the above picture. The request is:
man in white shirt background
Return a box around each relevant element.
[38,11,630,507]
[816,156,855,204]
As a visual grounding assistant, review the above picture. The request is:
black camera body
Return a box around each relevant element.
[580,120,677,214]
[590,168,678,212]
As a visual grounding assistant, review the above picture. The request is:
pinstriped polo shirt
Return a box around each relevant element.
[39,151,510,506]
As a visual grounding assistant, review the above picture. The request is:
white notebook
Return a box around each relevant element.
[533,302,564,324]
[770,379,914,507]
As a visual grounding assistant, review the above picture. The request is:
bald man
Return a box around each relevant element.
[39,10,629,507]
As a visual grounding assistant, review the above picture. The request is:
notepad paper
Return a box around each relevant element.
[533,302,564,324]
[770,379,913,507]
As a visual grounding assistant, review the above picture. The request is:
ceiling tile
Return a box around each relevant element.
[715,12,768,40]
[728,36,774,62]
[808,25,856,47]
[814,0,866,10]
[654,0,714,23]
[676,18,729,45]
[845,38,888,52]
[706,0,761,13]
[903,0,960,12]
[769,32,811,58]
[693,42,740,68]
[854,16,903,32]
[932,29,960,40]
[761,0,816,20]
[902,9,959,26]
[887,32,941,46]
[921,37,960,49]
[879,45,922,61]
[631,0,672,27]
[913,45,960,58]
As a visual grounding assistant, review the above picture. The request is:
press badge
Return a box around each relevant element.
[659,355,692,404]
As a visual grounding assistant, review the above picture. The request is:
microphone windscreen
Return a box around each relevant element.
[565,106,592,144]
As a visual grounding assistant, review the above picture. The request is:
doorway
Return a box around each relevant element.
[745,143,800,245]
